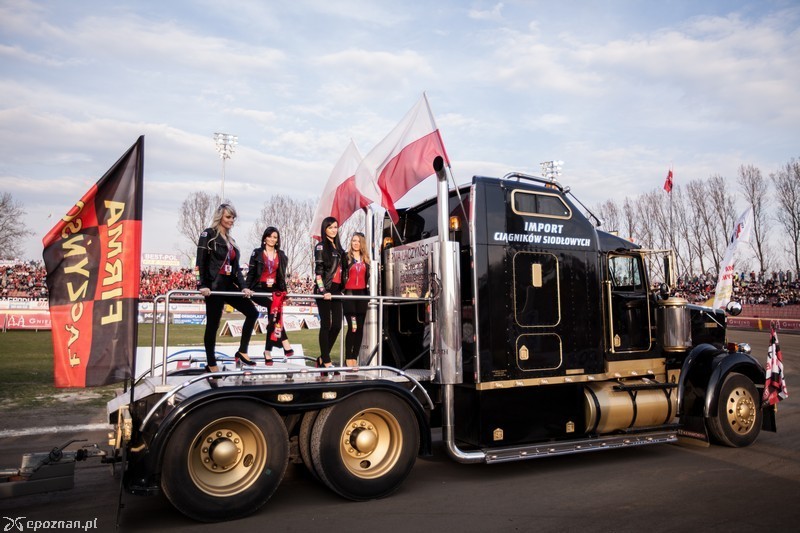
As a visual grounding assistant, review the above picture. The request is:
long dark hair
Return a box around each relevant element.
[261,226,281,250]
[320,216,343,253]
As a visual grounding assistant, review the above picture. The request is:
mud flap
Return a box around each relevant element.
[676,415,710,448]
[762,404,777,432]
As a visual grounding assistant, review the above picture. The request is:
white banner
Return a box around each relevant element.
[713,207,753,309]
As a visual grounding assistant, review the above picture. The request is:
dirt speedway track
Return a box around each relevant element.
[1,329,797,533]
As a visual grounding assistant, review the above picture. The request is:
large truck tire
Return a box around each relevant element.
[310,391,419,500]
[707,373,762,447]
[299,409,321,480]
[161,400,289,522]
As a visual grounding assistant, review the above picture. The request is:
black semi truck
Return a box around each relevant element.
[102,157,775,521]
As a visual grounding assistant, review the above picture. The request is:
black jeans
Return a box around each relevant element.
[317,296,342,365]
[204,294,259,367]
[343,288,368,361]
[344,313,366,361]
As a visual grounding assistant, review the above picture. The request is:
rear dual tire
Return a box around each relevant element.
[161,400,288,522]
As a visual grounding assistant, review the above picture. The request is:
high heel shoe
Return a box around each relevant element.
[235,351,257,367]
[204,365,220,387]
[263,350,274,366]
[316,357,338,377]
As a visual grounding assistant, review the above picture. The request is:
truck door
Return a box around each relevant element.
[606,253,651,353]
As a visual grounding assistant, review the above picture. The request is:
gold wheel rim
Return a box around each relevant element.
[187,416,267,497]
[725,385,757,435]
[339,408,402,479]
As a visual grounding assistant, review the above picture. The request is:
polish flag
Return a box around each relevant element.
[310,139,370,240]
[663,169,674,193]
[355,93,450,222]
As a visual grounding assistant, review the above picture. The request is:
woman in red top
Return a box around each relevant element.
[342,232,371,366]
[246,226,293,365]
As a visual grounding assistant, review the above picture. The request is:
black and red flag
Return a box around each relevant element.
[42,136,144,387]
[762,324,788,406]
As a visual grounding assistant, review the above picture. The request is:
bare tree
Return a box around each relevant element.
[771,158,800,275]
[621,197,637,242]
[738,164,771,274]
[672,185,696,276]
[250,195,316,277]
[707,174,737,237]
[0,192,33,259]
[595,199,621,233]
[684,179,712,274]
[704,174,737,274]
[177,191,221,261]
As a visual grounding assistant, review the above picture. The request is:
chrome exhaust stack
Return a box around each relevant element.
[433,156,483,463]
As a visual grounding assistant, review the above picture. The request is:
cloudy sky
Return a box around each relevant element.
[1,0,798,261]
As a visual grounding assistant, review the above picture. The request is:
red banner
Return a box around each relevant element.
[42,137,144,387]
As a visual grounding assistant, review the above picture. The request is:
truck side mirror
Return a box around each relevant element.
[725,301,742,316]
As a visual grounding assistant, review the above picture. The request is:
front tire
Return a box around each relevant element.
[707,373,762,447]
[310,391,419,500]
[161,400,289,522]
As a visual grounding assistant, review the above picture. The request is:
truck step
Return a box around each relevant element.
[482,430,677,464]
[613,380,677,392]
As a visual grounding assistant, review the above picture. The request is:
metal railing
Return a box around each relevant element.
[146,289,430,386]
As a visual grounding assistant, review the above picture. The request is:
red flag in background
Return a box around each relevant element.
[355,93,450,222]
[42,137,144,387]
[663,169,674,193]
[310,139,369,239]
[762,325,789,406]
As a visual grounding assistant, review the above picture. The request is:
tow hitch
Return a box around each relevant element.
[0,439,110,498]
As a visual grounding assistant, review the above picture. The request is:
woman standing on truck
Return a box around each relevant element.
[314,216,344,371]
[342,232,370,366]
[247,226,294,365]
[196,203,259,372]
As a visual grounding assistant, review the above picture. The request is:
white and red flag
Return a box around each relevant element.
[310,139,369,240]
[763,325,788,406]
[712,207,753,309]
[355,93,450,222]
[663,169,674,193]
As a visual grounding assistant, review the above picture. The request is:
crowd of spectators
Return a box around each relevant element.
[673,270,799,307]
[1,261,47,299]
[4,261,798,308]
[1,262,318,303]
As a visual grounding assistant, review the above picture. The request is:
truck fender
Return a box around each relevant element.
[147,385,433,477]
[703,351,764,418]
[677,343,724,416]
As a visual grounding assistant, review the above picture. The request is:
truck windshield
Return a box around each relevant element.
[609,255,645,291]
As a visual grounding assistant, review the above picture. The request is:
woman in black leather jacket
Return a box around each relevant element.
[195,203,258,372]
[313,216,344,369]
[247,226,293,364]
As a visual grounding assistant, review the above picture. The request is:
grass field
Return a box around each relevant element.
[0,321,323,411]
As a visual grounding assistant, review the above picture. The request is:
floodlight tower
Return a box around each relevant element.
[540,160,564,182]
[214,132,238,198]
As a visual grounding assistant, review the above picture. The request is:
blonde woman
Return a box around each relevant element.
[195,203,258,372]
[342,232,370,366]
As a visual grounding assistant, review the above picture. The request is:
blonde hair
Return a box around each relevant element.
[347,232,370,265]
[210,203,237,243]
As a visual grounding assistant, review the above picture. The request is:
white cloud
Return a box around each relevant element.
[469,3,504,22]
